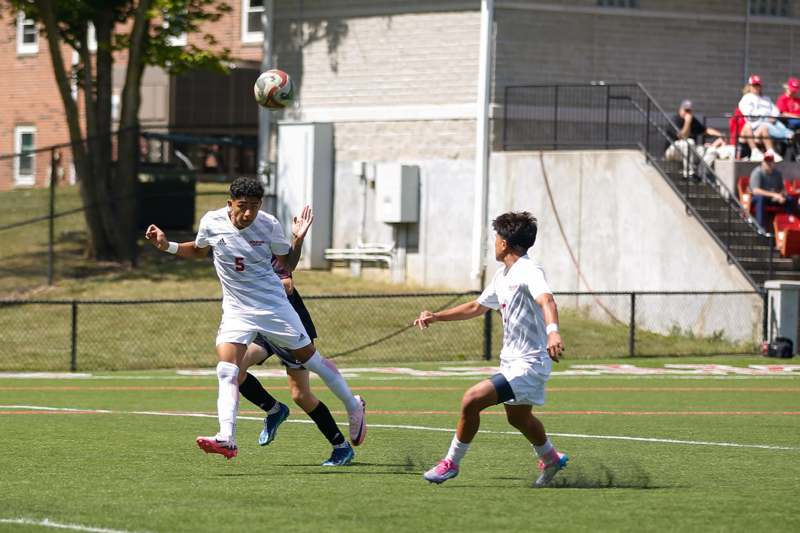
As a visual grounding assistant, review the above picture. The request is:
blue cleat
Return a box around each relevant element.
[258,402,290,446]
[322,444,355,466]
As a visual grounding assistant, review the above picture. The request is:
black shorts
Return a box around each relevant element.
[254,288,317,369]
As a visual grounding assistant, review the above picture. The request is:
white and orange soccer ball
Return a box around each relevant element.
[253,69,294,109]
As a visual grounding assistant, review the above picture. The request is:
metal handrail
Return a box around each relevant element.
[502,83,776,288]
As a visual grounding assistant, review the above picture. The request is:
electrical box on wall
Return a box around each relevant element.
[375,164,419,223]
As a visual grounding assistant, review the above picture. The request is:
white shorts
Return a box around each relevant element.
[499,357,551,406]
[215,302,310,351]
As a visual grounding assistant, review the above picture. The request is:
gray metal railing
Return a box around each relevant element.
[502,83,775,288]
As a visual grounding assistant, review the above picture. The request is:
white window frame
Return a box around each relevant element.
[241,0,264,43]
[13,126,37,187]
[16,12,39,55]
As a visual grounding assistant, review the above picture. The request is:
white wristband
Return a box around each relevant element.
[546,323,559,334]
[166,241,179,254]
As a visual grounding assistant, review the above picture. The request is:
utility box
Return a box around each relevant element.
[375,164,419,223]
[765,280,800,354]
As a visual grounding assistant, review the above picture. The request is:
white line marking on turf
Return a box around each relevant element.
[2,405,798,452]
[0,517,146,533]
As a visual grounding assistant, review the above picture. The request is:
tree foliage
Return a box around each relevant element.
[5,0,232,263]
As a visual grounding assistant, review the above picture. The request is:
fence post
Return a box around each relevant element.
[483,310,492,360]
[70,300,78,372]
[605,84,610,149]
[645,98,651,153]
[48,148,57,285]
[553,85,559,149]
[628,292,636,357]
[761,288,769,343]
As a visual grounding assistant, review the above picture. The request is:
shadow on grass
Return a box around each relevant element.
[535,461,664,490]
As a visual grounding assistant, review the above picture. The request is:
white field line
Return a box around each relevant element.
[0,517,146,533]
[2,405,798,452]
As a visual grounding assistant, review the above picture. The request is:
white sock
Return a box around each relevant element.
[303,352,360,413]
[216,361,240,442]
[533,439,559,463]
[444,435,470,465]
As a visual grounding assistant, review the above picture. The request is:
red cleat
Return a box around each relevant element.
[196,435,238,460]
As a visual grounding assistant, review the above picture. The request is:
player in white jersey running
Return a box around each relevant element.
[414,212,567,487]
[145,177,366,459]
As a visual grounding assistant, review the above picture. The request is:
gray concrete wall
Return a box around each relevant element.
[487,149,760,341]
[488,150,754,292]
[324,148,761,339]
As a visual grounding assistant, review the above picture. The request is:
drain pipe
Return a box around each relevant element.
[257,0,275,211]
[470,0,494,289]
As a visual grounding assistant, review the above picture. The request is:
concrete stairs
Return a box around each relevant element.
[657,160,800,287]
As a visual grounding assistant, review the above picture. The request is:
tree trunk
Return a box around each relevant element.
[116,0,154,267]
[81,9,127,261]
[34,0,113,260]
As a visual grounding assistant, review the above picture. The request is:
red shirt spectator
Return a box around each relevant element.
[777,77,800,116]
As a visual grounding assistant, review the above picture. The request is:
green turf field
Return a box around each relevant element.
[1,356,798,532]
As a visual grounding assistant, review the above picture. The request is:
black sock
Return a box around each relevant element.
[239,372,278,413]
[308,401,346,446]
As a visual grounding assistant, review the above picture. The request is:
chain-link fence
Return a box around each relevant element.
[0,291,763,371]
[0,128,256,296]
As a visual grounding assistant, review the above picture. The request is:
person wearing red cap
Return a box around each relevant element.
[749,149,794,228]
[777,77,800,131]
[738,75,793,161]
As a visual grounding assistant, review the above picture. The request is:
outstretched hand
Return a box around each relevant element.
[145,224,167,251]
[414,310,437,330]
[292,205,314,240]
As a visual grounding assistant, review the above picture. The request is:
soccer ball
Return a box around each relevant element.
[253,69,294,109]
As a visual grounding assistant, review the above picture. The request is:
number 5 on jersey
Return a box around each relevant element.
[235,257,246,271]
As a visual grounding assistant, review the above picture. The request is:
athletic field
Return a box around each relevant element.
[1,357,798,532]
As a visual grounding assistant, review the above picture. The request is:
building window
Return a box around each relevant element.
[16,12,38,55]
[750,0,790,17]
[14,126,36,186]
[242,0,264,43]
[597,0,640,7]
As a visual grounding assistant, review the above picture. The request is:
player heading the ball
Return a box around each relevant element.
[145,177,366,459]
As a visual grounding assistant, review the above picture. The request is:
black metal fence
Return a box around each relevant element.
[0,291,763,371]
[502,83,775,288]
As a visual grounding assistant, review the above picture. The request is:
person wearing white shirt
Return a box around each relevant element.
[414,211,568,487]
[739,75,792,161]
[145,177,367,459]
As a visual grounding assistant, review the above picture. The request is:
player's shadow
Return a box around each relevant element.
[273,455,427,476]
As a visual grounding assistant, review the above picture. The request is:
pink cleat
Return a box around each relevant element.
[349,395,367,446]
[535,452,569,487]
[196,435,238,460]
[424,459,459,484]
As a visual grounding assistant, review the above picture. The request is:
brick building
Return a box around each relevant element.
[3,0,800,189]
[0,0,265,190]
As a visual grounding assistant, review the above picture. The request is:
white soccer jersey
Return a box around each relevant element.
[478,255,553,363]
[195,207,291,316]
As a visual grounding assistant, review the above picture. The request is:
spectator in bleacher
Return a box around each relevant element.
[665,100,725,179]
[777,78,800,163]
[738,75,792,162]
[749,149,792,228]
[777,77,800,130]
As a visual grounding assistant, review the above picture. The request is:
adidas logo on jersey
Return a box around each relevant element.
[217,238,227,247]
